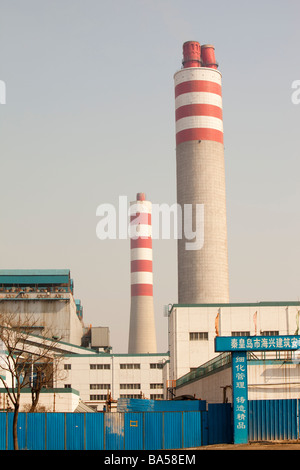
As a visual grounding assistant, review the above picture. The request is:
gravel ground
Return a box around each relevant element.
[196,441,300,450]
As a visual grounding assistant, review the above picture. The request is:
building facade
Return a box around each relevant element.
[56,352,169,411]
[0,270,83,346]
[168,302,300,381]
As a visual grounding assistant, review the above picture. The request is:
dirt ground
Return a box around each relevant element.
[197,440,300,450]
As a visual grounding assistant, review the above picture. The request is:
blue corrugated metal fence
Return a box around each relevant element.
[2,399,298,450]
[248,399,299,441]
[0,410,211,450]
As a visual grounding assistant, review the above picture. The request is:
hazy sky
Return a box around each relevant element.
[0,0,299,352]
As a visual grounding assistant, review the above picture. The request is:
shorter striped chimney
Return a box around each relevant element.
[128,193,157,354]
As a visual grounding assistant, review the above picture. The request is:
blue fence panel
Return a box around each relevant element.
[105,412,124,450]
[249,399,298,441]
[164,412,183,449]
[85,413,104,450]
[183,412,202,448]
[144,412,163,450]
[0,413,6,450]
[117,398,206,413]
[46,413,65,450]
[66,413,84,450]
[27,413,45,450]
[154,400,206,412]
[201,411,209,446]
[208,403,232,445]
[7,412,26,450]
[124,412,143,450]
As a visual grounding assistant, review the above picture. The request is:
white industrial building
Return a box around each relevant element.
[168,302,300,381]
[56,351,169,411]
[0,269,169,412]
[0,270,83,346]
[169,302,300,403]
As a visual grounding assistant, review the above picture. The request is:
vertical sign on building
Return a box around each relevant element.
[215,335,300,445]
[232,351,248,444]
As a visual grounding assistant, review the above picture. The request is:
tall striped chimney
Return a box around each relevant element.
[128,193,157,354]
[175,41,229,304]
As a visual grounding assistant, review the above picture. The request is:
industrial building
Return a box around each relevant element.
[0,269,83,345]
[168,302,300,381]
[0,268,168,412]
[169,41,300,407]
[168,302,300,403]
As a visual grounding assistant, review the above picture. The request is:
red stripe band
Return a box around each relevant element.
[131,260,152,272]
[175,80,222,98]
[176,103,223,121]
[176,128,224,145]
[131,284,153,296]
[130,237,152,249]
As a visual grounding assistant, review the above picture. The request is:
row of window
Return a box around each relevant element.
[64,363,164,370]
[89,394,164,401]
[65,383,164,390]
[189,331,280,341]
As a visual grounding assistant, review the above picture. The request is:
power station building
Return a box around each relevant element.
[0,269,168,412]
[0,269,83,345]
[0,41,299,415]
[168,41,300,404]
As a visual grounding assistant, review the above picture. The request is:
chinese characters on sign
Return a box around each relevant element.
[232,351,248,443]
[215,335,300,353]
[214,335,300,445]
[230,336,300,351]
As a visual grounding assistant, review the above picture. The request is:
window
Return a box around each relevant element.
[90,384,110,390]
[90,364,110,370]
[64,364,71,370]
[64,384,71,389]
[189,332,208,341]
[120,384,140,390]
[150,363,163,369]
[119,394,141,399]
[150,383,163,389]
[261,331,279,336]
[232,331,250,337]
[150,394,163,400]
[120,364,140,369]
[90,395,108,401]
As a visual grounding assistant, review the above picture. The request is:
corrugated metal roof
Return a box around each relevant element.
[0,269,70,285]
[0,269,70,276]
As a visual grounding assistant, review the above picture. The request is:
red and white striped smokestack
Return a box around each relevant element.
[128,192,157,354]
[175,41,229,304]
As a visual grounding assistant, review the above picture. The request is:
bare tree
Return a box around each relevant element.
[0,313,64,449]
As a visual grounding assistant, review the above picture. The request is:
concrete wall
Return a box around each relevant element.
[176,361,300,403]
[0,388,80,412]
[0,294,83,345]
[176,141,229,304]
[176,366,231,403]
